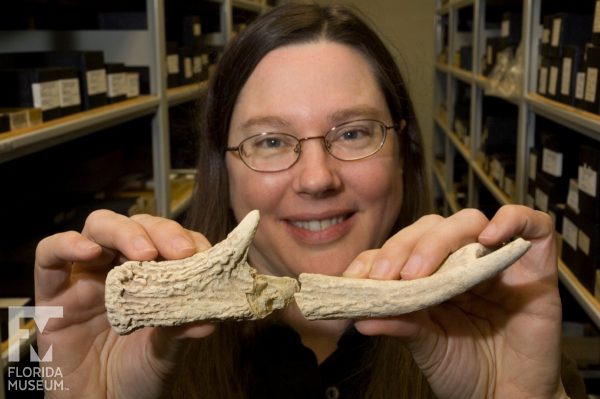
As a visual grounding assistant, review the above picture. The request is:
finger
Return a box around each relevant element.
[398,209,489,280]
[478,205,554,245]
[130,214,208,259]
[343,249,378,278]
[82,209,158,261]
[365,214,444,280]
[35,231,102,301]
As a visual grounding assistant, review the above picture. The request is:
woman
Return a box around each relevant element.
[35,3,570,398]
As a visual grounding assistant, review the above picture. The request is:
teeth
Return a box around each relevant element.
[292,216,345,232]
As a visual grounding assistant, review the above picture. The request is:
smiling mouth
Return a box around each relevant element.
[290,215,348,232]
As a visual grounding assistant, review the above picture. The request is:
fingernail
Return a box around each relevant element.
[369,259,392,279]
[479,223,498,240]
[77,240,99,252]
[171,235,194,252]
[401,255,422,278]
[344,260,367,277]
[132,236,153,252]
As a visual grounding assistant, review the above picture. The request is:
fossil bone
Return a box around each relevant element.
[106,210,531,333]
[294,238,531,320]
[105,210,299,335]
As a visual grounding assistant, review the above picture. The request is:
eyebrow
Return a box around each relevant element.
[239,106,385,132]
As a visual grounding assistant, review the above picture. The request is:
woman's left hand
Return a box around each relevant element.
[344,205,566,399]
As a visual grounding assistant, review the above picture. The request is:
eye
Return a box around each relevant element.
[340,128,370,141]
[246,133,297,154]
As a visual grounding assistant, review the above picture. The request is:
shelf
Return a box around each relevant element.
[433,160,462,214]
[471,161,512,206]
[527,93,600,142]
[0,95,160,164]
[559,258,600,330]
[232,0,265,12]
[435,62,450,73]
[450,66,474,84]
[446,129,471,160]
[170,172,195,219]
[167,81,209,107]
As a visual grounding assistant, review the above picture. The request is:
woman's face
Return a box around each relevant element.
[226,41,404,277]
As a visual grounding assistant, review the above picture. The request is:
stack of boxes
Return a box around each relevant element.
[527,120,600,297]
[537,10,600,111]
[165,15,211,89]
[0,50,148,132]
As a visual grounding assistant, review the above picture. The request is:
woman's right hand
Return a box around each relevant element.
[34,209,216,398]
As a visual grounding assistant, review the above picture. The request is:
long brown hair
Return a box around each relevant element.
[176,3,434,398]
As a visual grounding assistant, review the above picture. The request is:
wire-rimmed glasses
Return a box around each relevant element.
[225,119,397,172]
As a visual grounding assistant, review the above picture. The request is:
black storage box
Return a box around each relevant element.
[484,37,503,75]
[0,114,9,133]
[575,215,600,294]
[179,46,195,85]
[581,46,600,114]
[578,144,600,218]
[57,67,82,116]
[500,12,522,47]
[535,172,568,213]
[105,63,127,103]
[558,45,584,105]
[0,68,63,121]
[529,147,540,185]
[459,46,472,71]
[548,13,593,58]
[538,56,550,96]
[182,16,202,47]
[481,116,517,155]
[123,66,150,96]
[592,1,600,46]
[44,51,108,110]
[546,57,562,100]
[540,15,553,57]
[561,207,583,283]
[539,131,579,182]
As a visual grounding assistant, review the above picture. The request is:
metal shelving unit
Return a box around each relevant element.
[433,0,600,330]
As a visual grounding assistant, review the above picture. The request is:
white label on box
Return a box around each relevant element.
[86,69,107,95]
[31,81,60,111]
[126,72,140,98]
[487,45,493,66]
[595,1,600,33]
[193,56,202,74]
[549,65,558,95]
[167,54,180,74]
[184,57,193,79]
[585,67,599,103]
[561,58,572,95]
[578,230,591,255]
[535,187,549,212]
[529,152,537,180]
[563,216,578,250]
[59,78,81,107]
[543,28,550,44]
[579,163,598,197]
[551,18,561,47]
[542,148,563,177]
[567,178,580,213]
[501,20,510,37]
[539,67,548,94]
[576,72,586,100]
[8,111,28,129]
[193,22,202,36]
[108,72,126,98]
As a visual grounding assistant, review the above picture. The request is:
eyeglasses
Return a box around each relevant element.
[225,119,397,172]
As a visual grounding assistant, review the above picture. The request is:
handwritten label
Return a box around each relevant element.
[542,148,563,177]
[579,163,598,197]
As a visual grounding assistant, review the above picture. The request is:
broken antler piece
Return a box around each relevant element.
[105,210,299,335]
[295,238,531,320]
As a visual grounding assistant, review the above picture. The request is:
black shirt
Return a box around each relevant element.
[242,323,376,399]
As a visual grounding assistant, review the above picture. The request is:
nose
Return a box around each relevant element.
[292,137,342,197]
